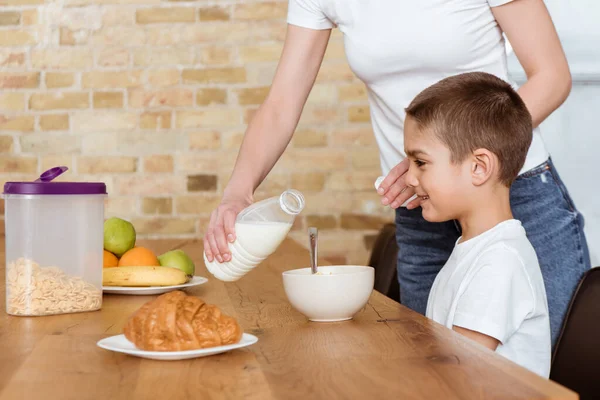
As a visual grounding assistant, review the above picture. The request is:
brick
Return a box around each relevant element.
[255,173,288,195]
[144,69,180,87]
[339,83,367,102]
[196,88,227,106]
[176,109,241,128]
[82,71,143,89]
[0,72,39,89]
[0,93,25,112]
[129,88,193,108]
[144,155,174,173]
[0,0,44,4]
[110,132,185,154]
[22,9,38,25]
[291,172,326,192]
[96,47,129,67]
[297,106,342,125]
[348,106,371,123]
[92,26,146,46]
[176,195,220,214]
[328,172,378,191]
[0,50,25,67]
[105,197,137,217]
[0,115,34,132]
[332,128,375,147]
[177,153,219,173]
[187,174,217,192]
[245,64,277,85]
[0,157,37,173]
[0,136,13,153]
[292,129,327,148]
[29,92,89,110]
[324,40,346,60]
[182,68,246,84]
[236,87,269,105]
[20,134,80,153]
[40,114,69,131]
[0,30,35,46]
[306,215,337,230]
[142,197,172,215]
[103,7,135,26]
[116,175,185,195]
[78,156,137,174]
[93,91,124,108]
[199,6,229,21]
[136,8,195,24]
[45,73,75,89]
[130,218,196,235]
[352,149,380,169]
[341,214,388,230]
[32,49,92,69]
[60,28,88,45]
[133,47,194,66]
[0,12,20,26]
[41,155,74,172]
[306,84,337,105]
[71,111,137,132]
[140,111,171,130]
[279,150,346,172]
[200,46,231,65]
[189,131,220,150]
[238,44,282,62]
[222,132,243,149]
[234,2,287,20]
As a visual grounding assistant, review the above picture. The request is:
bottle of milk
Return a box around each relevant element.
[204,189,305,282]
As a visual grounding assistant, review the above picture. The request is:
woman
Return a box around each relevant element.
[203,0,590,349]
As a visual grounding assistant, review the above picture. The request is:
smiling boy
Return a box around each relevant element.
[403,72,551,377]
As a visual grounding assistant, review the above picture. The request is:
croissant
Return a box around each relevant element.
[123,291,243,351]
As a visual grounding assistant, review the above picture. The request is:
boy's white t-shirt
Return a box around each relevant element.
[287,0,548,176]
[426,220,551,377]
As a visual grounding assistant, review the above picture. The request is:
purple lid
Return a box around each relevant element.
[3,166,107,195]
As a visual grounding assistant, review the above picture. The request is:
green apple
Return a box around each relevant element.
[158,249,195,277]
[104,217,136,258]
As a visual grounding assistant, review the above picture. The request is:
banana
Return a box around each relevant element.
[103,266,188,287]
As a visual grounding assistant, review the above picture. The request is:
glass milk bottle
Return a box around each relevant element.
[204,189,305,282]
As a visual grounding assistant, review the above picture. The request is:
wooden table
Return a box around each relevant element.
[0,237,577,399]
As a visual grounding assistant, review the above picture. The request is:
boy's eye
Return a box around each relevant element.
[414,159,425,167]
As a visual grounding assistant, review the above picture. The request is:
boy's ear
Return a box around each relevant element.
[471,149,496,186]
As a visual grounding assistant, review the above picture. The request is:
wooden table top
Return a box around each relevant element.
[0,236,577,399]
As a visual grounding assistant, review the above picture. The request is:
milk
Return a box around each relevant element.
[204,221,293,281]
[233,221,292,259]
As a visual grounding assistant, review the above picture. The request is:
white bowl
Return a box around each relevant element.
[282,266,374,322]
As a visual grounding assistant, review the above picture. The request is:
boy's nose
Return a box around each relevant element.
[405,165,419,188]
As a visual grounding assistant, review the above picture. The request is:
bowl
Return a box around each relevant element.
[282,265,374,322]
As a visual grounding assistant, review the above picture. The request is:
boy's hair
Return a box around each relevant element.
[405,72,533,186]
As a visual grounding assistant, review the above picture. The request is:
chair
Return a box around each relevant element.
[367,223,400,302]
[550,266,600,399]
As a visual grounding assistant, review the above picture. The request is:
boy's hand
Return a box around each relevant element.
[377,159,423,209]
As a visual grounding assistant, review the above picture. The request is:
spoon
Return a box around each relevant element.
[308,227,318,274]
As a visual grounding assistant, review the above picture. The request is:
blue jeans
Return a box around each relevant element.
[395,158,591,350]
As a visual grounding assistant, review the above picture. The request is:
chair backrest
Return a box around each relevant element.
[368,223,400,302]
[550,267,600,399]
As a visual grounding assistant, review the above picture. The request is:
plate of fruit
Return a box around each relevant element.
[102,217,208,295]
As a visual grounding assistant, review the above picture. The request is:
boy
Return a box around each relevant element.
[403,72,551,377]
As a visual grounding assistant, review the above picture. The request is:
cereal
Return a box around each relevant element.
[6,258,102,316]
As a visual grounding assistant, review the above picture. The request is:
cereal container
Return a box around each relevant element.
[3,166,106,316]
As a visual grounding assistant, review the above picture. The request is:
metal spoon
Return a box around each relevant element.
[308,227,318,274]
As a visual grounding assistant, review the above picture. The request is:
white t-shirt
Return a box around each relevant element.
[426,220,551,377]
[287,0,548,176]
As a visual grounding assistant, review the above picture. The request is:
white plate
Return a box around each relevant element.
[102,276,208,295]
[97,333,258,360]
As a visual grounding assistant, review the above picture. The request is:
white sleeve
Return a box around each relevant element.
[488,0,515,7]
[452,247,535,344]
[287,0,335,30]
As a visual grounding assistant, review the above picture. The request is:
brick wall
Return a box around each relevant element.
[0,0,394,265]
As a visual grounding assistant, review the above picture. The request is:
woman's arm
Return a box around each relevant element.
[492,0,571,128]
[204,25,331,263]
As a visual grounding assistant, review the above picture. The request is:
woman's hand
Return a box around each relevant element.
[203,195,253,263]
[377,158,422,210]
